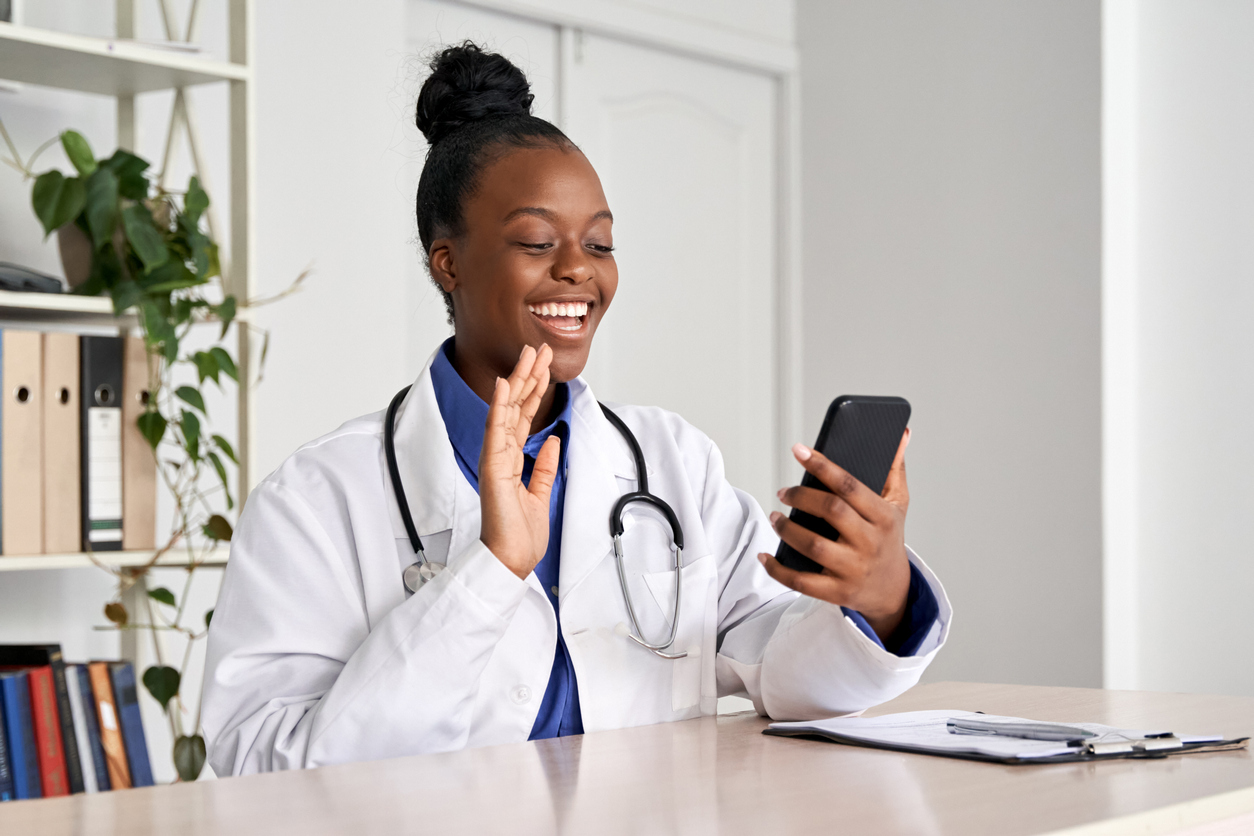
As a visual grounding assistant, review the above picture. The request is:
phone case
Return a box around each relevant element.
[775,395,911,573]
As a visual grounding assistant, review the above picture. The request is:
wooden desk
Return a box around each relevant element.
[3,682,1253,835]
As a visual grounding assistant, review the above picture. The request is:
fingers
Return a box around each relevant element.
[791,443,887,525]
[769,510,862,579]
[776,485,871,546]
[527,435,561,503]
[758,553,847,603]
[882,428,910,511]
[516,346,552,445]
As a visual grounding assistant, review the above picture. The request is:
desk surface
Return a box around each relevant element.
[3,681,1253,835]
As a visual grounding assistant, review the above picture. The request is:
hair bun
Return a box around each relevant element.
[416,42,535,145]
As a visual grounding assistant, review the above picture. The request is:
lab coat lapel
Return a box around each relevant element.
[558,377,638,600]
[389,351,465,556]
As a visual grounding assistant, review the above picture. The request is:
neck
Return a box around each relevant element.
[450,339,560,434]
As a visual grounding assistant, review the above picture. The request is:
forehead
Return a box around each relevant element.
[470,145,609,220]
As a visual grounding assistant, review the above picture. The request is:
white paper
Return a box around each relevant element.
[768,710,1223,760]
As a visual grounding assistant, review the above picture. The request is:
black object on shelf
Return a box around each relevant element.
[0,263,65,294]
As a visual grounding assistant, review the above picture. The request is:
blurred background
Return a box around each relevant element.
[1,0,1251,781]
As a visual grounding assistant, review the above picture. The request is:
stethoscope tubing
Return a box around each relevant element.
[385,385,687,659]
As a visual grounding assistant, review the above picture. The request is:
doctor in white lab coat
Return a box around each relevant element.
[202,43,951,776]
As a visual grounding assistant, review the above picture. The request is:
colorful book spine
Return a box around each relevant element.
[0,690,13,800]
[75,666,109,791]
[0,671,41,799]
[87,662,129,789]
[45,652,85,793]
[27,666,69,796]
[63,665,98,793]
[108,663,153,787]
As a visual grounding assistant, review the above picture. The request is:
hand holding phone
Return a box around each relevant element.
[759,396,913,641]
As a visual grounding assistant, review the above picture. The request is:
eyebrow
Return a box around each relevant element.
[502,206,614,224]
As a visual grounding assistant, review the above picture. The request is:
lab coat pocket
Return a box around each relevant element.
[643,555,716,714]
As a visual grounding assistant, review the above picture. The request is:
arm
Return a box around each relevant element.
[710,437,950,720]
[202,481,528,774]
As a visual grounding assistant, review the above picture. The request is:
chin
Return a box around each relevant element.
[548,346,591,384]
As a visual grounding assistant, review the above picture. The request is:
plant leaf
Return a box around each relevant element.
[204,608,214,629]
[208,347,238,382]
[83,167,119,249]
[137,411,166,448]
[104,601,128,626]
[100,149,150,200]
[60,131,97,176]
[207,452,234,510]
[31,171,86,236]
[110,279,143,315]
[203,514,233,541]
[175,385,206,413]
[173,734,206,782]
[211,434,237,464]
[184,175,209,225]
[192,351,220,386]
[147,586,177,607]
[121,204,169,272]
[142,665,180,712]
[216,296,236,340]
[182,409,201,454]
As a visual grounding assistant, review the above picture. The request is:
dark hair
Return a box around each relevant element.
[415,42,573,322]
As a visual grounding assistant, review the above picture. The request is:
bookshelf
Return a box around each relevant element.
[0,1,253,580]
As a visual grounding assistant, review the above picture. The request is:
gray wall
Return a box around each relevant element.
[798,1,1102,686]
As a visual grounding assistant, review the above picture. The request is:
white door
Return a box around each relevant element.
[563,33,779,509]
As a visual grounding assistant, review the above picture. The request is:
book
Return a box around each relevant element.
[0,688,12,800]
[42,332,82,554]
[109,662,153,787]
[80,336,125,552]
[74,666,109,791]
[1,329,45,555]
[0,671,41,799]
[87,662,130,789]
[121,335,156,550]
[63,665,99,793]
[0,645,85,793]
[25,666,69,796]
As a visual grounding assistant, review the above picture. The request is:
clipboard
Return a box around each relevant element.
[764,710,1250,765]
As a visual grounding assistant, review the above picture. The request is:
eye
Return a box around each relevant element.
[587,243,615,254]
[520,241,554,251]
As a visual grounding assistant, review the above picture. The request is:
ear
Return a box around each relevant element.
[428,238,458,293]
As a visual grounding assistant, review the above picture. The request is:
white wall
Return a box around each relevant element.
[1104,0,1254,696]
[797,0,1103,687]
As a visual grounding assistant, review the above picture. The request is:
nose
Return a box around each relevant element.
[551,239,595,285]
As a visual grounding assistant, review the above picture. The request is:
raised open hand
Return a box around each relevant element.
[478,344,561,579]
[759,430,913,642]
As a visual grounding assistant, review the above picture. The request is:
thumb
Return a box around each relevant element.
[882,427,910,511]
[527,435,561,503]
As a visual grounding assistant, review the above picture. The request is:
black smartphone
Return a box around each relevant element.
[774,395,912,573]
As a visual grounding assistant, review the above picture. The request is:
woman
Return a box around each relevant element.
[203,43,951,774]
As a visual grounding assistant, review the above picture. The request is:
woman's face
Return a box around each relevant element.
[429,144,618,385]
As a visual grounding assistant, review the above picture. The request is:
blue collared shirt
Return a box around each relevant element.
[430,340,582,739]
[428,338,939,738]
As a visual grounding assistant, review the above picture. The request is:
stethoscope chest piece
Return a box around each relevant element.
[403,559,443,593]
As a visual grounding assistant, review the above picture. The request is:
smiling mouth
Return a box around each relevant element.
[528,301,591,335]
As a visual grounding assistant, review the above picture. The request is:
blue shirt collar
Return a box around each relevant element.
[429,338,572,487]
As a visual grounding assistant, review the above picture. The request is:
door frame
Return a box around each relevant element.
[447,0,804,497]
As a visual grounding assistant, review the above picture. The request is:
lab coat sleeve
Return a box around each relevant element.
[704,439,952,721]
[202,478,528,774]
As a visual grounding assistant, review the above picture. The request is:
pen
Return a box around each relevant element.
[946,717,1097,742]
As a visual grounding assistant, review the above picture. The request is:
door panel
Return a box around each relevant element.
[565,34,779,509]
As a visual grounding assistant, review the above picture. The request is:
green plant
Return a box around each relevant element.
[3,121,244,782]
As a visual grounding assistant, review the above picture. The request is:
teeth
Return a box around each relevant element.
[528,301,588,318]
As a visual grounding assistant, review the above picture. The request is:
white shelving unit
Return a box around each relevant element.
[0,5,252,598]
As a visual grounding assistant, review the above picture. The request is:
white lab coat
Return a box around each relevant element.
[202,353,952,775]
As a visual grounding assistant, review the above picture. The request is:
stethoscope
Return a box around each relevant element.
[384,386,689,659]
